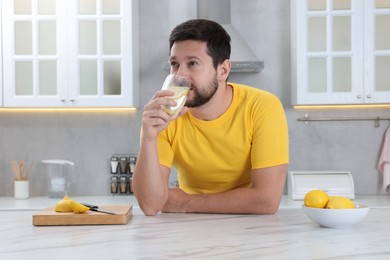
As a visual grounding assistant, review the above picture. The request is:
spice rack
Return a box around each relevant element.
[109,155,137,195]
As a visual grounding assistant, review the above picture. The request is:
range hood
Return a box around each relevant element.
[163,0,264,73]
[197,0,264,73]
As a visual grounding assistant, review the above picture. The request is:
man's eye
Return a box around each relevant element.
[189,61,197,66]
[170,62,178,67]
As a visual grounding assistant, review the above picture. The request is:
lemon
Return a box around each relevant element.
[69,200,90,213]
[168,86,189,100]
[326,196,355,209]
[161,86,189,115]
[304,190,329,208]
[54,196,73,212]
[55,196,89,213]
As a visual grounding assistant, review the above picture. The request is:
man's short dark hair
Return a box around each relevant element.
[169,19,231,69]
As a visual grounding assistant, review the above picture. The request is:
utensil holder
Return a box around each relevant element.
[14,180,29,199]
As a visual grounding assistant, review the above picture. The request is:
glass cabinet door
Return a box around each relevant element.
[292,0,364,105]
[71,0,124,105]
[292,0,390,105]
[67,0,138,107]
[1,0,138,107]
[2,0,68,107]
[365,0,390,103]
[0,9,2,106]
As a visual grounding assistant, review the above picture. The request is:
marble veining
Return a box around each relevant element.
[1,196,390,259]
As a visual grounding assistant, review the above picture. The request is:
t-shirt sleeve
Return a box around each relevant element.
[250,95,289,169]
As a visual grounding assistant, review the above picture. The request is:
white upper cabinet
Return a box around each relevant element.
[0,8,2,107]
[1,0,139,107]
[291,0,390,105]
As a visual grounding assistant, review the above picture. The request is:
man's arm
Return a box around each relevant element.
[132,138,170,216]
[162,164,287,214]
[132,90,185,216]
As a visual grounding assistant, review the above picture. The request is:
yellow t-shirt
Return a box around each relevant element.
[158,83,289,194]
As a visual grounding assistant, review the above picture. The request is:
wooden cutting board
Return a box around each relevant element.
[33,204,132,226]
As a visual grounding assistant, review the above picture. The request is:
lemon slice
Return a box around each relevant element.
[168,86,189,99]
[161,86,189,116]
[54,197,73,212]
[69,199,90,213]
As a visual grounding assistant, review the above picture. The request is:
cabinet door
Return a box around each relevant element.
[364,0,390,103]
[2,0,68,107]
[1,0,138,108]
[291,0,364,105]
[0,9,2,107]
[67,0,138,107]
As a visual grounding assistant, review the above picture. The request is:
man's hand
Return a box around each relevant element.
[141,90,176,140]
[141,90,188,141]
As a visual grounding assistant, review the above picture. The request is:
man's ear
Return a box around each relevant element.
[218,59,231,81]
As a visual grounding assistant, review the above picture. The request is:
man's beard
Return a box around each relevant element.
[185,76,219,108]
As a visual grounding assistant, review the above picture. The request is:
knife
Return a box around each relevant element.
[81,203,117,215]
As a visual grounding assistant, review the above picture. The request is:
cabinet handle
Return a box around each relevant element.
[61,99,66,102]
[356,94,362,99]
[366,94,372,98]
[70,99,75,102]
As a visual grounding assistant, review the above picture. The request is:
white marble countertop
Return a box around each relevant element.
[1,195,390,259]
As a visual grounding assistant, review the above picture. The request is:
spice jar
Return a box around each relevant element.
[129,156,137,174]
[119,176,128,194]
[110,157,119,174]
[119,157,128,174]
[110,176,119,194]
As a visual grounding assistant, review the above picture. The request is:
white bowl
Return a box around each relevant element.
[302,204,370,228]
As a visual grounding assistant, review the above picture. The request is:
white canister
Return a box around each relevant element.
[14,180,29,199]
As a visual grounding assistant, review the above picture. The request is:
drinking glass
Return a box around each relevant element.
[160,74,190,116]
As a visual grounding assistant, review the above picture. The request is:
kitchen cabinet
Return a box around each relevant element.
[0,17,2,107]
[1,0,138,108]
[291,0,390,105]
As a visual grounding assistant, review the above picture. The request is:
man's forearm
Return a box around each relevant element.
[191,188,281,214]
[163,186,282,215]
[133,138,168,216]
[163,165,287,214]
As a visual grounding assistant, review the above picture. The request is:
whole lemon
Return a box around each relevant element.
[304,190,329,208]
[326,196,355,209]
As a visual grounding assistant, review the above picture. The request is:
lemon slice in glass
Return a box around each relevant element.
[160,74,190,116]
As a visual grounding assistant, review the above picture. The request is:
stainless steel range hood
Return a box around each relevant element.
[197,0,264,73]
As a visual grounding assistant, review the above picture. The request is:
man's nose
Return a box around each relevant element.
[176,67,190,78]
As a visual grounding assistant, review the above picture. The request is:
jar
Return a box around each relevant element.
[119,176,128,194]
[119,157,128,174]
[110,176,119,194]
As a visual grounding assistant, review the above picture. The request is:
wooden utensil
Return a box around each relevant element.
[11,160,21,180]
[25,161,34,180]
[20,160,25,179]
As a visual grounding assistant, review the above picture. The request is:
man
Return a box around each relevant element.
[133,19,288,216]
